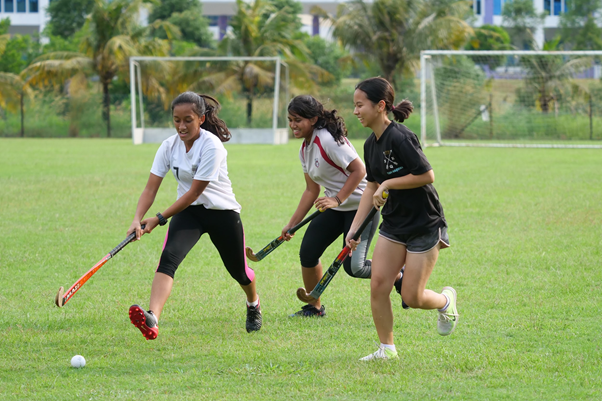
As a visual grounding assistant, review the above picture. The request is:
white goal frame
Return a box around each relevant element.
[420,50,602,149]
[129,56,289,145]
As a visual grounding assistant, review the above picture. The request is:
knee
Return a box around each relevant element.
[401,291,424,309]
[370,275,392,295]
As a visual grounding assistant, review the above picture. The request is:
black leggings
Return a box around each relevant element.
[299,208,379,278]
[156,205,254,286]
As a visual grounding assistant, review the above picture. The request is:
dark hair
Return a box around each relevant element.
[288,95,347,144]
[355,77,414,123]
[171,91,231,142]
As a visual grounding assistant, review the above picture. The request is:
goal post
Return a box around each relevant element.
[129,56,290,145]
[420,50,602,148]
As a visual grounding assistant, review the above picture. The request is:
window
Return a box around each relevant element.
[544,0,551,14]
[475,0,481,15]
[29,0,37,12]
[553,0,562,14]
[493,0,502,15]
[5,0,14,12]
[17,0,25,12]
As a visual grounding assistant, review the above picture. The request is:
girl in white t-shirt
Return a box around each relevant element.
[284,95,403,317]
[126,92,261,340]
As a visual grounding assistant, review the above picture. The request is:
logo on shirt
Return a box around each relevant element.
[383,150,403,174]
[315,158,320,168]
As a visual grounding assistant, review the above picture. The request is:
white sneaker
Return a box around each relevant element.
[359,344,398,361]
[437,286,459,336]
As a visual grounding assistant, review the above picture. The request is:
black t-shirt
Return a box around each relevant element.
[364,121,446,235]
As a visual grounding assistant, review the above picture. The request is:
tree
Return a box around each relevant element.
[148,0,214,48]
[0,73,34,137]
[302,34,350,85]
[46,0,95,39]
[502,0,545,49]
[23,0,171,137]
[560,0,602,50]
[203,0,328,124]
[264,0,303,31]
[518,37,593,113]
[465,25,512,69]
[319,0,474,86]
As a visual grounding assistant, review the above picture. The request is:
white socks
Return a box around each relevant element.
[438,294,450,312]
[246,298,259,308]
[381,343,396,353]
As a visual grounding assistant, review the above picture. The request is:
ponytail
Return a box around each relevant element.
[199,94,231,142]
[391,99,413,123]
[317,109,347,145]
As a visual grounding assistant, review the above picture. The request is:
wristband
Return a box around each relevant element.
[156,212,168,226]
[334,196,342,206]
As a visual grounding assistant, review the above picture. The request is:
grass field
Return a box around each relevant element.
[1,138,601,400]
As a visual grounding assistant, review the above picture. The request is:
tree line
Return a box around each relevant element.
[0,0,601,138]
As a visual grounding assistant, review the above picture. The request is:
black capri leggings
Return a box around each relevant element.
[156,205,254,286]
[299,208,379,278]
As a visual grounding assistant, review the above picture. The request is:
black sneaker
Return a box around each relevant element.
[394,267,410,310]
[289,304,326,317]
[246,304,262,333]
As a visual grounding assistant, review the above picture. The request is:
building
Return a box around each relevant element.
[0,0,579,47]
[0,0,50,35]
[472,0,568,47]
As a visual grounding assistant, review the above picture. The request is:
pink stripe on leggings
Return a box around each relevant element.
[242,229,255,283]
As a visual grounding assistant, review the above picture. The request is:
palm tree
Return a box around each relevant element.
[316,0,474,85]
[519,38,594,114]
[22,0,171,137]
[0,72,33,137]
[198,0,330,125]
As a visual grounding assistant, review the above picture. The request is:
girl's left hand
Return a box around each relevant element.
[373,187,387,208]
[314,196,338,211]
[140,217,159,234]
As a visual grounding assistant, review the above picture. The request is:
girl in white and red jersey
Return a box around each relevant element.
[126,92,261,340]
[284,95,403,317]
[347,77,458,361]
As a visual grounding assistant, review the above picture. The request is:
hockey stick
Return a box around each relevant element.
[296,197,385,303]
[246,209,322,262]
[55,225,145,307]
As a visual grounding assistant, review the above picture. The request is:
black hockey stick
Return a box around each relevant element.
[246,209,322,262]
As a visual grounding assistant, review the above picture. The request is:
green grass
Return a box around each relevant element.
[1,138,601,400]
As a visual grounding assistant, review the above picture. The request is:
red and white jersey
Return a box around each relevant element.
[150,129,241,213]
[299,128,366,211]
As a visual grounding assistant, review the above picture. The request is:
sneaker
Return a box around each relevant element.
[359,344,399,361]
[394,266,410,310]
[437,287,459,336]
[246,304,262,333]
[129,305,158,340]
[289,304,326,317]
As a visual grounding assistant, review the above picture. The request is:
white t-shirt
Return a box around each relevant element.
[299,128,366,211]
[150,130,241,213]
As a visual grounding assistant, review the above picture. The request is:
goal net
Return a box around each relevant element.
[420,50,602,148]
[129,56,290,145]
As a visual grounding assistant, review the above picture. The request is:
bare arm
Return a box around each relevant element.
[282,173,321,240]
[345,180,379,248]
[128,175,209,239]
[314,157,366,211]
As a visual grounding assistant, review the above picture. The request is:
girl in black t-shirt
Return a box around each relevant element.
[346,77,458,361]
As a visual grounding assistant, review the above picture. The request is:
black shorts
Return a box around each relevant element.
[379,226,450,253]
[156,205,254,286]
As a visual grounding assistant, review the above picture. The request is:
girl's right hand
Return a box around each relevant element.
[127,221,144,241]
[281,224,295,241]
[345,231,360,251]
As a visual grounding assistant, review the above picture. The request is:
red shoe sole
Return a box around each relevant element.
[129,305,158,340]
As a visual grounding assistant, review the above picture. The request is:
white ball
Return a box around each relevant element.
[71,355,86,368]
